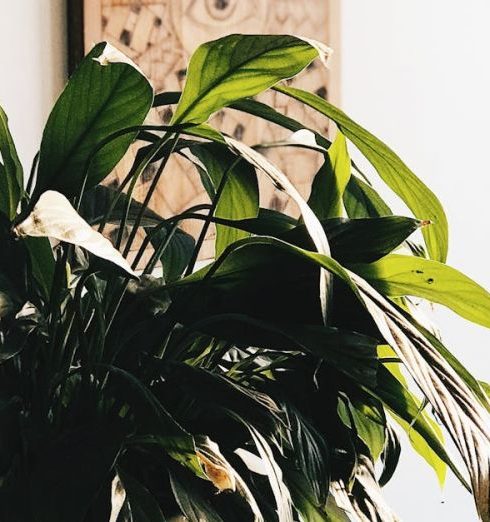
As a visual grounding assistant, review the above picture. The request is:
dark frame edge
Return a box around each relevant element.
[67,0,85,75]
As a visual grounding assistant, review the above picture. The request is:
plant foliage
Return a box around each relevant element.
[0,35,488,522]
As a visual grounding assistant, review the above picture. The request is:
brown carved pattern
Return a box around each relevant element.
[91,0,336,261]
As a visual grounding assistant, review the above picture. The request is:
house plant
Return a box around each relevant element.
[0,34,489,521]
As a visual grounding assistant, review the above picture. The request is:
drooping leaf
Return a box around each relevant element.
[351,272,490,520]
[374,360,450,488]
[274,85,448,263]
[308,131,351,219]
[185,142,259,256]
[352,254,490,328]
[14,191,136,277]
[35,42,153,198]
[0,106,23,219]
[172,34,328,124]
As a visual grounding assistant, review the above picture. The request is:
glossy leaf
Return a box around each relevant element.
[275,85,448,263]
[35,42,153,198]
[172,34,325,124]
[186,143,259,256]
[0,106,23,219]
[353,254,490,328]
[308,131,351,219]
[343,175,392,218]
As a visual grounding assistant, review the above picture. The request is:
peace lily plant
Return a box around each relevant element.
[0,34,489,522]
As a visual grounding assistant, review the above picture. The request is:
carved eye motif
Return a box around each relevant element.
[184,0,267,28]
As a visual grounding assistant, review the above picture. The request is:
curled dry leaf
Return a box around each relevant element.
[196,450,236,493]
[197,437,263,521]
[14,191,136,277]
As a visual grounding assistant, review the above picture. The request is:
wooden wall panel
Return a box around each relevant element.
[82,0,340,262]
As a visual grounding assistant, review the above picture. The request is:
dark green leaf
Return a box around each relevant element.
[275,85,448,263]
[35,42,153,197]
[169,468,224,522]
[147,226,195,283]
[308,131,351,219]
[187,143,259,256]
[23,237,55,299]
[0,106,23,219]
[378,425,401,487]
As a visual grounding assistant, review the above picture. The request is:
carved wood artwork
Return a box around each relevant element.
[82,0,340,262]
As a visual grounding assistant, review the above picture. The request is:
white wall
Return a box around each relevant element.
[0,0,67,171]
[341,1,490,519]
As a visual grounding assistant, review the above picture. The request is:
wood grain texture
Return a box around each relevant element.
[82,0,340,263]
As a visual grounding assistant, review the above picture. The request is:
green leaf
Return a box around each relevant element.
[283,216,422,264]
[352,254,490,328]
[343,175,392,218]
[373,362,450,488]
[0,106,23,219]
[308,131,351,219]
[172,34,321,124]
[118,470,166,522]
[378,425,401,487]
[343,398,386,462]
[80,185,163,227]
[183,314,378,386]
[187,143,259,256]
[148,226,195,283]
[274,85,448,263]
[35,42,153,198]
[23,236,55,299]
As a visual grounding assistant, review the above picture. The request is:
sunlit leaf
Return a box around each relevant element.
[275,85,448,263]
[172,34,329,124]
[353,254,490,328]
[308,131,351,219]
